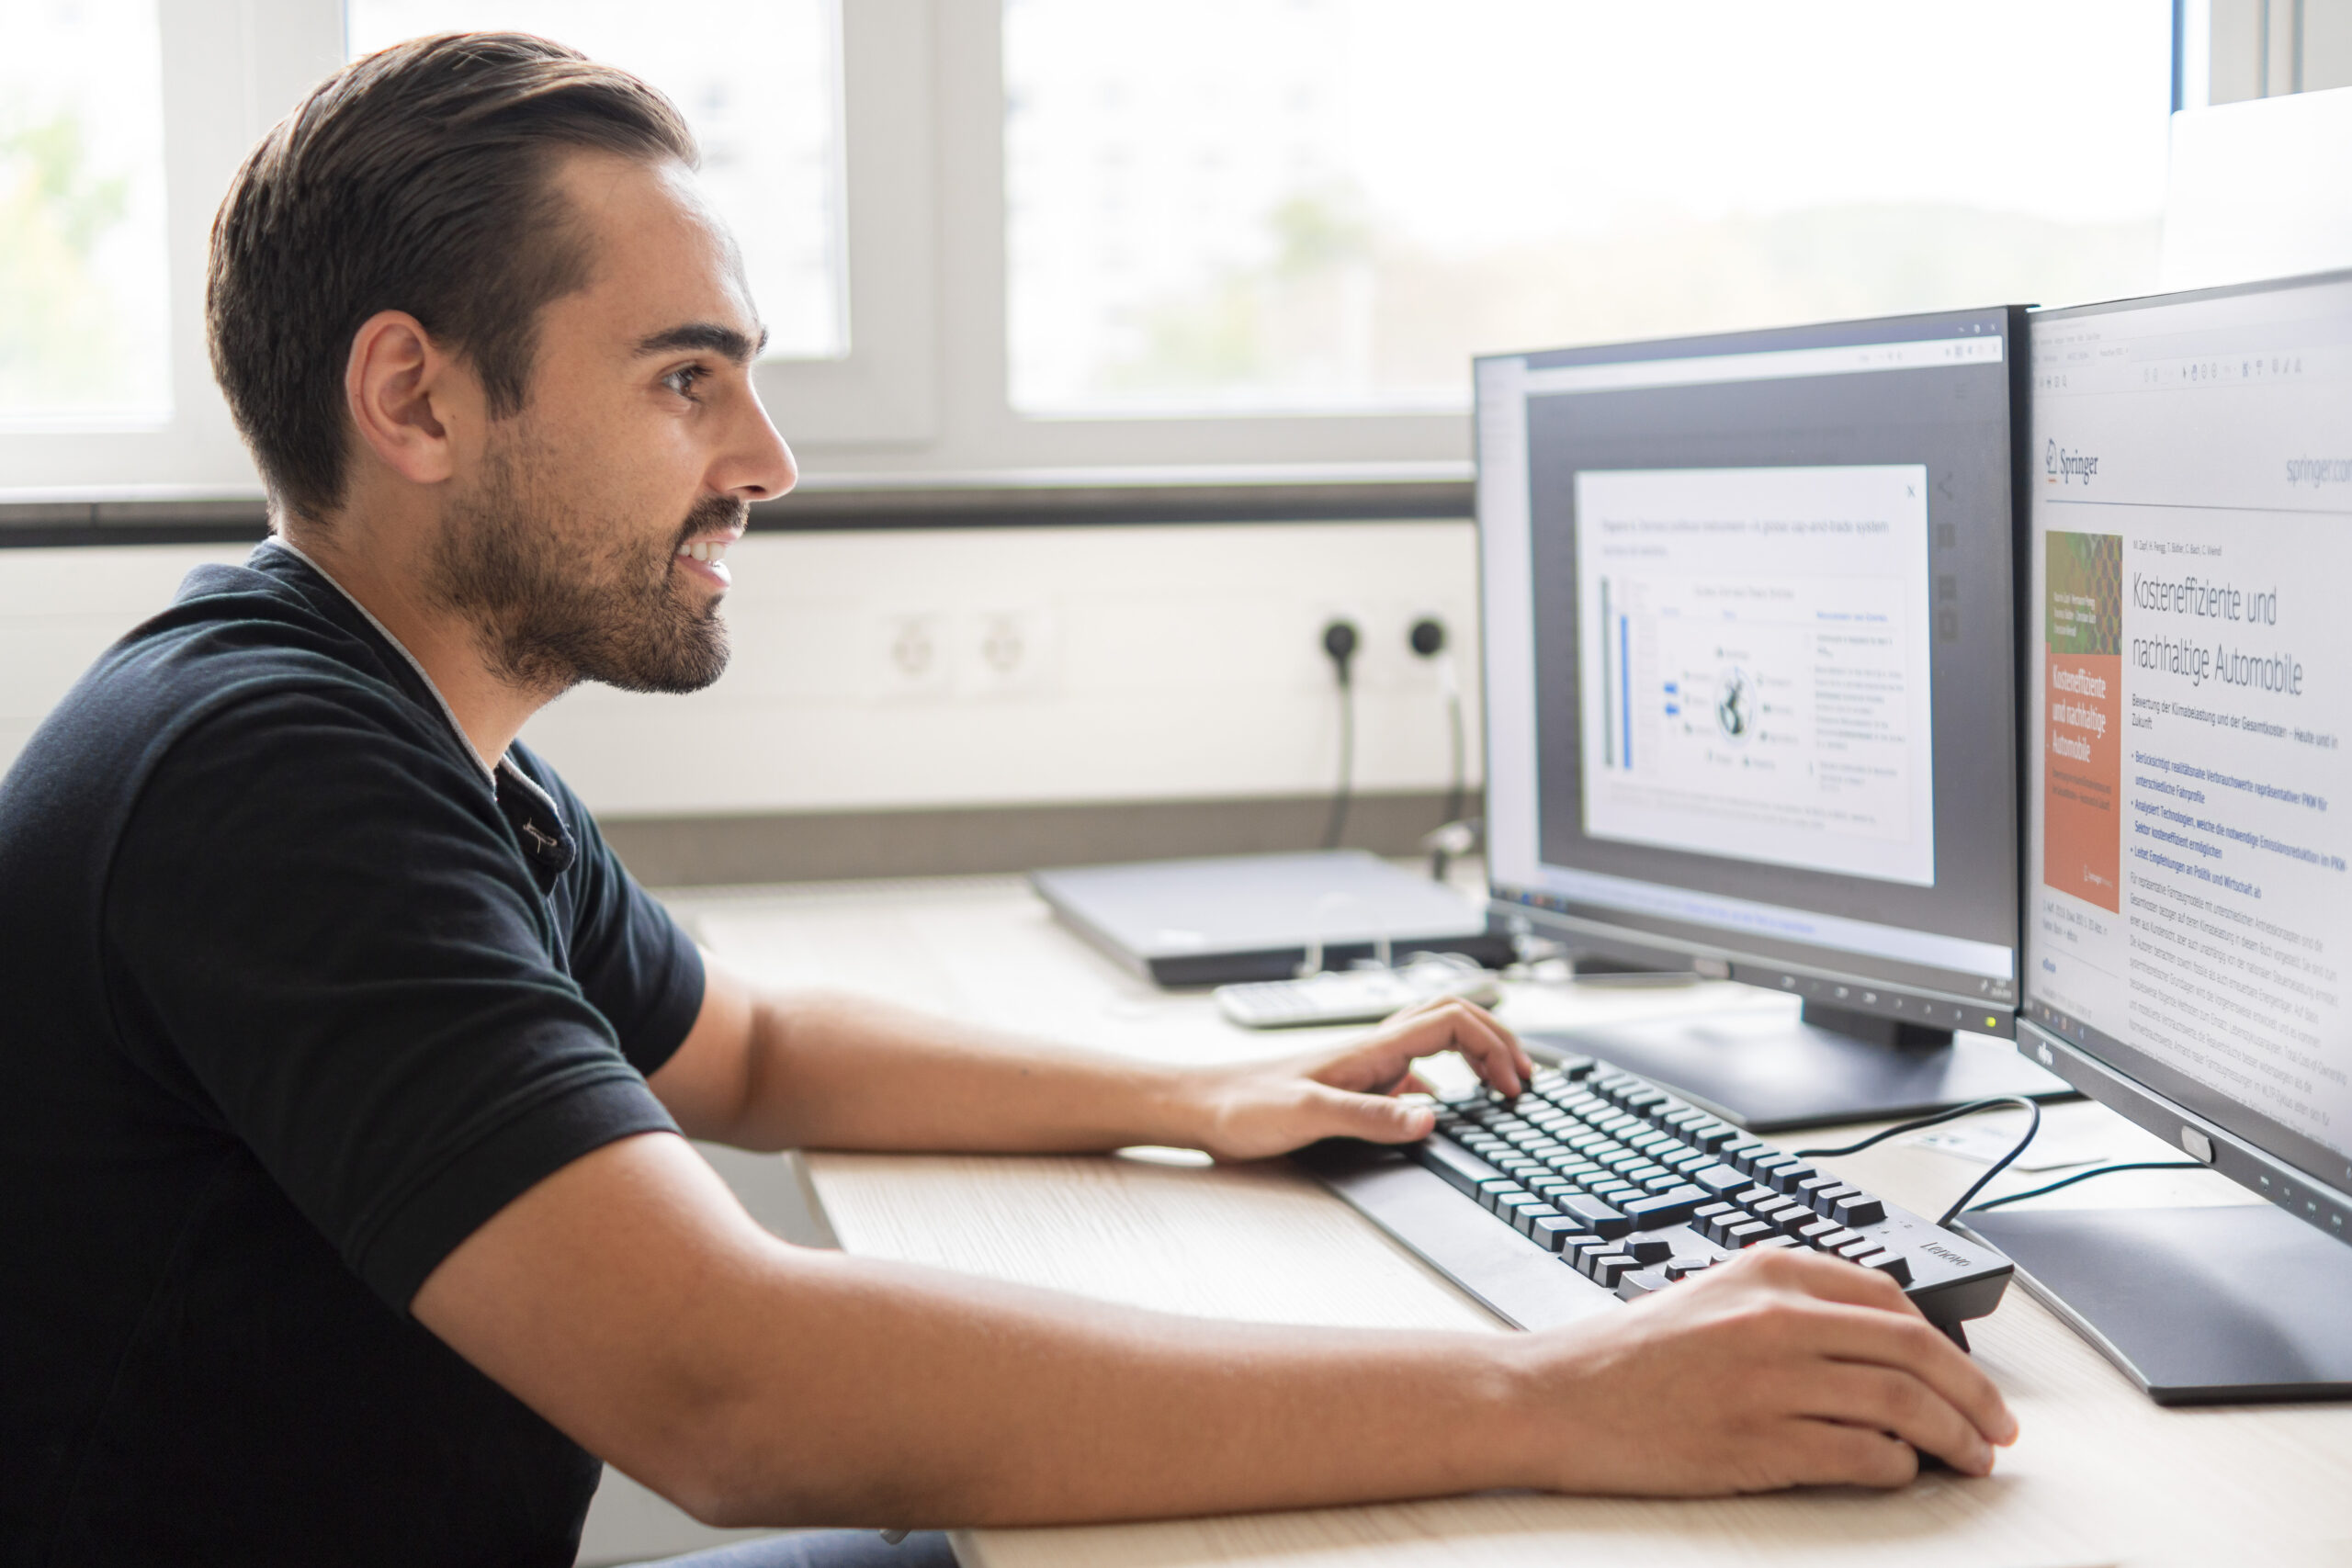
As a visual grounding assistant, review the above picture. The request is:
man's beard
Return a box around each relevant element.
[429,445,737,697]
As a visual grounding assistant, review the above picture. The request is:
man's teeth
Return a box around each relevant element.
[680,540,730,564]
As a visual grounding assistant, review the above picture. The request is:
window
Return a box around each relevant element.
[0,0,172,429]
[0,0,2213,494]
[347,0,848,362]
[1003,0,2175,416]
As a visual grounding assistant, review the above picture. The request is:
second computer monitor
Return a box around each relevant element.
[1476,307,2067,1129]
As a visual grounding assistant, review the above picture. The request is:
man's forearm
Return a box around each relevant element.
[722,989,1202,1154]
[692,1243,1532,1529]
[418,1136,2016,1531]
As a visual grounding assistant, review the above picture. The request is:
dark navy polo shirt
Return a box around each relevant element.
[0,541,706,1567]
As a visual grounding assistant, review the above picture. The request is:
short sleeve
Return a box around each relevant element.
[514,750,705,1079]
[102,682,680,1312]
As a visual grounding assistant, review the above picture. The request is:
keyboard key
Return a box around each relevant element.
[1733,1185,1778,1208]
[1586,1253,1636,1289]
[1663,1257,1712,1281]
[1831,1193,1887,1227]
[1530,1215,1589,1252]
[1638,1172,1688,1194]
[1691,1164,1748,1196]
[1807,1182,1860,1216]
[1764,1163,1818,1195]
[1505,1199,1555,1235]
[1413,1140,1501,1194]
[1615,1268,1671,1301]
[1799,1220,1844,1246]
[1816,1227,1864,1250]
[1556,1195,1632,1238]
[1623,1186,1711,1229]
[1795,1174,1846,1207]
[1834,1236,1879,1258]
[1750,1154,1803,1187]
[1665,1149,1717,1174]
[1854,1250,1912,1285]
[1723,1221,1775,1247]
[1752,1235,1804,1251]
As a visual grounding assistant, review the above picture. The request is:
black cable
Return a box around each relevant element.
[1794,1096,2042,1228]
[1406,619,1465,833]
[1442,683,1465,829]
[1320,620,1358,851]
[1965,1160,2205,1213]
[1322,680,1354,849]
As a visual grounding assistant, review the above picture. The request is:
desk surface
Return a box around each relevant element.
[671,874,2352,1568]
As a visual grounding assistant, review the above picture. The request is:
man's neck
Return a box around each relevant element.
[277,524,548,773]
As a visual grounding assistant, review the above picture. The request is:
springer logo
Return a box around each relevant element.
[2047,439,2099,486]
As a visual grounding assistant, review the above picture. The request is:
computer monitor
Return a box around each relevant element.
[1476,307,2070,1131]
[1980,270,2352,1403]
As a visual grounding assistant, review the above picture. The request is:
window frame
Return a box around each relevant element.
[0,0,2225,504]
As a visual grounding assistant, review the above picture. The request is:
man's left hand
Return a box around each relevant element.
[1180,997,1533,1163]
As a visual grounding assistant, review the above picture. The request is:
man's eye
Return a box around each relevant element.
[663,366,708,400]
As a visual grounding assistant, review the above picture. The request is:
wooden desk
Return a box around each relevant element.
[671,875,2352,1568]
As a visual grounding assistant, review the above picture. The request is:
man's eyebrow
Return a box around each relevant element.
[634,321,770,364]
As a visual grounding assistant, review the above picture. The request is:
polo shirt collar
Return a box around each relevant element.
[253,538,580,890]
[260,537,496,783]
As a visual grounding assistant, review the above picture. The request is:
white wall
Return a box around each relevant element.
[0,544,253,768]
[0,521,1483,818]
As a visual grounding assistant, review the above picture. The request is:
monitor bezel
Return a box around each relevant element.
[1473,303,2031,1041]
[2020,265,2352,1238]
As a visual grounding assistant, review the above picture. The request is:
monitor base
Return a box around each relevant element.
[1961,1203,2352,1404]
[1533,1005,2073,1132]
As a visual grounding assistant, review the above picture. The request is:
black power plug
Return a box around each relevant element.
[1407,615,1467,872]
[1321,618,1360,684]
[1319,619,1361,851]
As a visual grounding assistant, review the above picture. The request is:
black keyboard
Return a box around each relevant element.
[1299,1054,2013,1337]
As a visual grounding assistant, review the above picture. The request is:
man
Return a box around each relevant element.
[0,33,2015,1568]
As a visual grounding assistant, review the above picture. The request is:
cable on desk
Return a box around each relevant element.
[1320,619,1358,850]
[1963,1160,2206,1213]
[1793,1096,2043,1229]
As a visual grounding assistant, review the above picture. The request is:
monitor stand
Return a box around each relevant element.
[1960,1203,2352,1404]
[1535,999,2073,1133]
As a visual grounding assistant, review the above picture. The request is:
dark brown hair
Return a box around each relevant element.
[206,32,695,524]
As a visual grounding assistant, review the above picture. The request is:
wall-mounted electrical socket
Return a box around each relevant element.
[872,608,954,700]
[868,606,1063,701]
[1313,604,1473,691]
[965,606,1062,697]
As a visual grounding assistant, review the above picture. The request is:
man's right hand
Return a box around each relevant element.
[1515,1246,2018,1495]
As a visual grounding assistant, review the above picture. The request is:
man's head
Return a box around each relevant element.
[207,33,794,696]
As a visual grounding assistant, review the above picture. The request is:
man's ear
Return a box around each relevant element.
[344,310,479,487]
